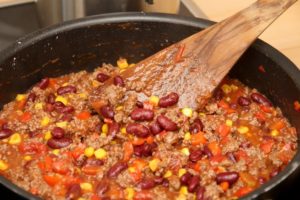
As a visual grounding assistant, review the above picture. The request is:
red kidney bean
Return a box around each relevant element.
[180,172,193,185]
[85,158,104,166]
[0,128,13,139]
[60,106,75,114]
[27,93,36,103]
[57,85,77,95]
[136,101,144,108]
[230,103,238,109]
[134,142,156,157]
[270,169,279,178]
[108,122,119,138]
[100,105,114,119]
[157,115,178,131]
[188,175,200,192]
[126,123,150,138]
[195,186,205,200]
[158,92,179,107]
[214,89,224,101]
[149,122,162,135]
[107,162,128,178]
[130,108,154,121]
[226,152,237,163]
[61,114,73,122]
[53,101,66,112]
[65,184,81,200]
[47,93,56,104]
[74,155,87,167]
[216,172,239,185]
[1,123,8,130]
[47,138,72,149]
[38,78,49,89]
[94,122,103,133]
[138,178,156,189]
[251,92,272,107]
[153,176,164,184]
[113,76,125,87]
[51,127,65,139]
[238,96,251,107]
[96,181,110,197]
[96,73,110,83]
[258,177,266,185]
[203,146,213,158]
[162,179,169,187]
[29,130,40,138]
[190,118,204,134]
[189,149,203,162]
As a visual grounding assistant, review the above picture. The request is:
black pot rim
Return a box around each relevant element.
[0,12,300,200]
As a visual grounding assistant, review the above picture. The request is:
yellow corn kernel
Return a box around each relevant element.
[16,94,26,101]
[44,131,52,140]
[180,186,188,195]
[221,84,232,94]
[80,182,93,192]
[62,82,69,87]
[237,126,249,134]
[52,149,60,155]
[121,127,127,134]
[0,160,8,171]
[102,124,108,134]
[100,133,107,137]
[94,148,107,159]
[117,58,129,69]
[271,129,279,137]
[128,167,136,173]
[230,84,239,91]
[84,147,95,157]
[226,119,233,127]
[92,80,100,88]
[34,103,43,110]
[129,63,135,68]
[56,121,67,128]
[8,133,21,145]
[149,158,160,172]
[41,117,50,127]
[199,112,206,117]
[164,170,173,178]
[178,168,187,177]
[24,155,32,161]
[55,96,68,105]
[149,96,159,106]
[116,106,123,111]
[182,108,193,117]
[176,194,187,200]
[125,187,135,200]
[184,132,191,140]
[181,147,190,156]
[79,93,88,99]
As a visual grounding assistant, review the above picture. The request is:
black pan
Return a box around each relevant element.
[0,13,299,200]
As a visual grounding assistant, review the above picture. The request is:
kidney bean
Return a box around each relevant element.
[138,178,156,189]
[230,103,237,109]
[126,123,150,138]
[136,101,144,108]
[100,105,114,119]
[214,89,224,101]
[96,73,110,83]
[216,172,239,185]
[158,92,179,107]
[238,96,251,107]
[157,115,178,131]
[65,184,81,200]
[180,172,193,185]
[153,176,164,184]
[0,128,13,139]
[57,85,77,95]
[162,179,169,187]
[195,186,205,200]
[96,181,110,197]
[47,138,72,149]
[61,114,73,122]
[226,152,237,163]
[107,162,128,178]
[113,76,125,87]
[47,93,56,104]
[38,78,49,89]
[74,155,87,167]
[134,142,156,157]
[251,92,272,107]
[1,123,8,130]
[85,158,104,166]
[188,175,200,192]
[190,118,204,134]
[203,146,213,158]
[270,169,279,178]
[53,101,66,112]
[27,93,36,103]
[108,122,119,138]
[60,106,75,114]
[28,130,40,138]
[130,108,154,121]
[258,177,266,185]
[189,149,203,162]
[149,122,162,135]
[94,122,103,133]
[51,127,65,139]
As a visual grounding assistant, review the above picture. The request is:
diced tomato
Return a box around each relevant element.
[19,112,32,122]
[210,155,226,163]
[217,124,231,138]
[43,175,60,187]
[260,105,272,113]
[16,99,27,110]
[76,111,91,120]
[91,100,106,111]
[82,165,101,175]
[174,44,185,63]
[104,118,113,124]
[146,136,154,144]
[134,190,153,200]
[240,172,257,187]
[218,100,229,109]
[52,160,69,175]
[294,100,300,112]
[18,142,47,155]
[143,101,154,110]
[235,186,253,197]
[44,156,53,172]
[260,140,274,154]
[123,141,134,161]
[220,181,229,192]
[191,132,207,145]
[270,120,285,130]
[255,112,266,121]
[129,169,142,182]
[235,150,249,162]
[72,146,85,159]
[63,176,81,187]
[48,78,57,90]
[132,158,148,170]
[208,141,221,156]
[91,194,101,200]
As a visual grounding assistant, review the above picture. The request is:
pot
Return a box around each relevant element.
[0,13,299,200]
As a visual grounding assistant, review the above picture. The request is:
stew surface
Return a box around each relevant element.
[0,59,297,200]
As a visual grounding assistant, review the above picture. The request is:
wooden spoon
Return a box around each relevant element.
[92,0,297,110]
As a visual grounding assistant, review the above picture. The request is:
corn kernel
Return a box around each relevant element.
[16,94,26,101]
[84,147,95,157]
[271,129,279,137]
[178,168,187,177]
[226,119,233,127]
[121,127,127,134]
[116,106,123,111]
[230,84,238,91]
[41,117,50,126]
[221,84,232,94]
[237,126,249,134]
[80,182,93,192]
[199,112,206,117]
[56,121,67,128]
[149,158,160,172]
[129,63,135,68]
[149,96,159,106]
[0,160,8,171]
[62,82,69,87]
[92,80,100,88]
[94,148,107,159]
[8,133,21,145]
[184,132,191,140]
[24,155,32,161]
[164,170,173,178]
[44,131,52,140]
[100,133,107,137]
[125,187,135,200]
[117,58,129,69]
[34,103,43,110]
[176,194,187,200]
[128,167,136,173]
[52,149,60,155]
[180,186,188,195]
[181,147,190,156]
[102,124,108,134]
[182,108,193,117]
[55,96,68,105]
[79,93,88,99]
